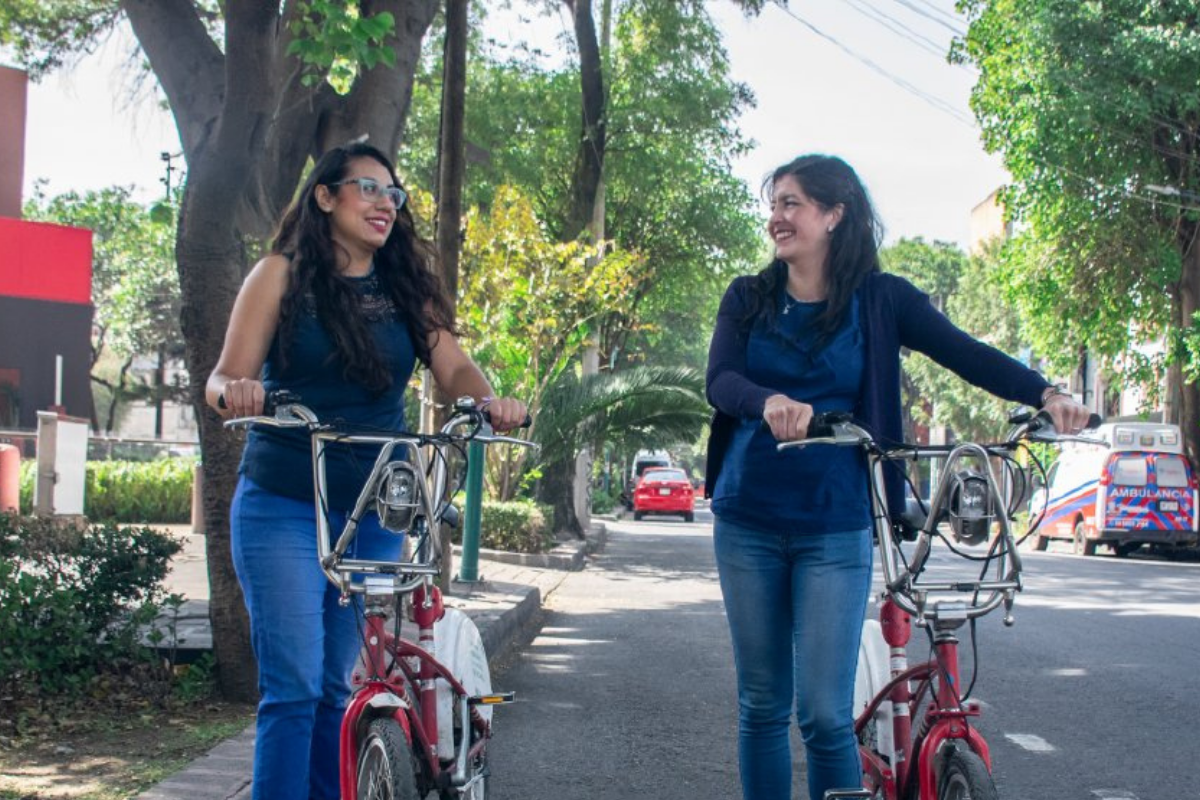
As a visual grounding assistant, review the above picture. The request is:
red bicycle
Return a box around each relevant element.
[227,394,535,800]
[783,408,1099,800]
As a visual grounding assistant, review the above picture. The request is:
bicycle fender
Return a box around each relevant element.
[340,684,414,800]
[915,724,991,800]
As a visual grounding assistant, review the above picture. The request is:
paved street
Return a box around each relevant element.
[491,512,1200,800]
[488,507,809,799]
[953,546,1200,800]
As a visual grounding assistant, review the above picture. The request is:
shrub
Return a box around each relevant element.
[18,458,194,523]
[455,500,553,554]
[0,512,183,698]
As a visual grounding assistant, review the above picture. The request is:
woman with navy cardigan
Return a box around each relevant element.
[704,154,1089,800]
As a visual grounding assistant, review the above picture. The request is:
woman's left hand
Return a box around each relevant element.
[482,397,529,433]
[1041,392,1092,434]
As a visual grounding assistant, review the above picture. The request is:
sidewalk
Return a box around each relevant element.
[135,524,603,800]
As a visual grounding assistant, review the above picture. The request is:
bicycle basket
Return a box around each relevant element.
[375,460,421,533]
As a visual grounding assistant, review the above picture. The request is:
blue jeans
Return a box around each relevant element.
[714,517,872,800]
[231,476,403,800]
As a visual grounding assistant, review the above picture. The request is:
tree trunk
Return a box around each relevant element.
[1177,226,1200,470]
[538,455,584,538]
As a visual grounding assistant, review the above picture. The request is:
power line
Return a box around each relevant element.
[890,0,967,37]
[844,0,957,61]
[773,4,975,127]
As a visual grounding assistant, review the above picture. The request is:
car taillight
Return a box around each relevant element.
[1099,466,1112,487]
[1191,473,1199,491]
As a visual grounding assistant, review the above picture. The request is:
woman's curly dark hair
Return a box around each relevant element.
[743,154,883,347]
[271,142,455,394]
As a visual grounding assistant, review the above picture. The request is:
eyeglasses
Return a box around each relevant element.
[330,177,407,208]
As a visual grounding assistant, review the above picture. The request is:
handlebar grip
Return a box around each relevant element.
[482,409,533,430]
[806,411,852,439]
[217,389,300,415]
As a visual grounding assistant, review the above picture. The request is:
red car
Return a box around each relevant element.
[632,467,695,522]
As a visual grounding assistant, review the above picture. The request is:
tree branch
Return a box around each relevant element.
[120,0,224,160]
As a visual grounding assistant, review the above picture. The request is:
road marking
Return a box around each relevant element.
[1091,791,1139,800]
[1003,733,1055,752]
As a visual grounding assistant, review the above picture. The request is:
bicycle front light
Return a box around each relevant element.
[947,469,993,546]
[376,461,420,533]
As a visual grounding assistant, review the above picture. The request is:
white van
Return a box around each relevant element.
[1031,422,1198,556]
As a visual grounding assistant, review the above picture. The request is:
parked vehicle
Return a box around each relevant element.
[622,450,673,510]
[1030,421,1199,556]
[632,467,695,522]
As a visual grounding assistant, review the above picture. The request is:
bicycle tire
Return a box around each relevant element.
[357,717,420,800]
[936,744,999,800]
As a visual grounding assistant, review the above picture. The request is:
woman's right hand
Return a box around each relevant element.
[762,394,814,442]
[217,378,266,418]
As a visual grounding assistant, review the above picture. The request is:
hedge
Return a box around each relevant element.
[454,500,554,554]
[0,512,182,697]
[18,458,195,523]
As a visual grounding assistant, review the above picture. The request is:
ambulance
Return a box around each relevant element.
[1031,422,1199,556]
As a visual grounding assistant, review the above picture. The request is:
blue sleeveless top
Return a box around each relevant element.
[711,291,870,533]
[239,271,417,511]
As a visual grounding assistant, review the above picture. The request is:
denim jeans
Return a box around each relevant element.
[714,517,873,800]
[231,476,403,800]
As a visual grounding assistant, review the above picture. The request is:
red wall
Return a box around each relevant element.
[0,217,93,305]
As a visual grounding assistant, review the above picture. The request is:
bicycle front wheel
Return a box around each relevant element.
[357,718,420,800]
[937,745,999,800]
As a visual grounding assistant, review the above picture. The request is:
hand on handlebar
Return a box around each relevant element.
[217,378,266,418]
[481,396,529,434]
[762,394,814,442]
[1039,392,1094,435]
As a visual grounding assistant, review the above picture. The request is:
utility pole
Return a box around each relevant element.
[154,152,181,440]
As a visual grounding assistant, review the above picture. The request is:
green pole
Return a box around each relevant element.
[459,439,485,582]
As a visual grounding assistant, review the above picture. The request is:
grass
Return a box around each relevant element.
[0,667,254,800]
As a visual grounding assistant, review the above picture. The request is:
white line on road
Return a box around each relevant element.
[1091,791,1139,800]
[1003,733,1056,752]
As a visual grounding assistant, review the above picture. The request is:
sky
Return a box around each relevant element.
[14,0,1006,250]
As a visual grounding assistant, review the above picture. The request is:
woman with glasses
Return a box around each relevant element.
[206,142,526,800]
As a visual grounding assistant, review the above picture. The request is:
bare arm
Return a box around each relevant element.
[205,255,290,417]
[426,327,527,432]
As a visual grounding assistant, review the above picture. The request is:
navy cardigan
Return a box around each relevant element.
[705,270,1052,514]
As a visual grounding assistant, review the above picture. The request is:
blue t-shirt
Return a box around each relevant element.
[240,271,417,510]
[711,291,870,533]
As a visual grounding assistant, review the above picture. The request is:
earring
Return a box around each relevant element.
[827,225,834,233]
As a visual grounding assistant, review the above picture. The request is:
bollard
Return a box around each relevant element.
[457,439,485,582]
[0,443,18,513]
[191,462,205,533]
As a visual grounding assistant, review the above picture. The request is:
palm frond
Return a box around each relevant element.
[532,365,710,465]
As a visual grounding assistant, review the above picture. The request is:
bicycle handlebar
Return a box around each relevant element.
[222,391,537,597]
[773,407,1106,627]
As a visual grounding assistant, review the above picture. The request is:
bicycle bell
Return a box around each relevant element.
[946,468,994,546]
[376,460,420,533]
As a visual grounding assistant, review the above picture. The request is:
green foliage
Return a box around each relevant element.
[18,458,195,523]
[955,0,1200,383]
[286,1,397,92]
[883,237,1035,442]
[458,500,553,554]
[399,0,762,372]
[0,513,182,696]
[534,365,711,467]
[0,0,121,78]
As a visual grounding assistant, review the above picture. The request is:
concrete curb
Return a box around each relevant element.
[451,521,607,572]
